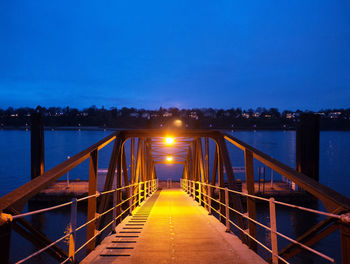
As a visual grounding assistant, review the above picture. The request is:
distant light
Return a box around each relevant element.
[165,137,175,145]
[174,119,183,127]
[166,156,173,162]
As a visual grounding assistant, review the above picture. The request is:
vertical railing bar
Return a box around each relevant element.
[208,185,212,215]
[193,181,195,199]
[112,186,117,232]
[129,185,133,215]
[270,198,278,264]
[69,198,77,262]
[145,181,147,197]
[138,182,141,205]
[225,187,230,232]
[198,181,202,206]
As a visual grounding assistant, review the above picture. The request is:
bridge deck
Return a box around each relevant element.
[82,189,266,264]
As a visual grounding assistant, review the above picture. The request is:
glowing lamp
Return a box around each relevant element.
[166,156,173,162]
[165,137,175,145]
[174,119,183,127]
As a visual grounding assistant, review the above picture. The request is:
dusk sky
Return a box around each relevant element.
[0,1,349,110]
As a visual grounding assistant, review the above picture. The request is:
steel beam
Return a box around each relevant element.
[86,149,98,254]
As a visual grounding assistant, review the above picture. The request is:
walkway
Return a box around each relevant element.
[82,189,266,264]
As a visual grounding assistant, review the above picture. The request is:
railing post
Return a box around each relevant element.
[269,198,278,264]
[193,181,195,199]
[145,181,148,198]
[86,149,98,254]
[144,181,147,198]
[138,182,141,205]
[129,186,133,215]
[208,186,212,215]
[245,149,257,250]
[198,182,202,206]
[225,188,230,232]
[112,188,117,232]
[69,198,77,262]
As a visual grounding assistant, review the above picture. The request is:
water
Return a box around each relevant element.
[0,129,349,263]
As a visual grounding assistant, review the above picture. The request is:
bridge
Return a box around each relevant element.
[0,129,350,263]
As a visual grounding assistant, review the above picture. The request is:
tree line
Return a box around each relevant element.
[1,106,350,130]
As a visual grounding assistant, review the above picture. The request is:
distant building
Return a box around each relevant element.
[286,113,295,119]
[142,113,150,119]
[329,112,341,119]
[189,112,198,119]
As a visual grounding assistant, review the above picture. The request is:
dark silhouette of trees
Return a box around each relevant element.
[0,106,349,130]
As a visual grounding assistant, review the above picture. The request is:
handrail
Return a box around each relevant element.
[0,131,119,212]
[183,179,337,263]
[223,132,350,212]
[13,179,158,264]
[10,182,141,220]
[198,181,344,220]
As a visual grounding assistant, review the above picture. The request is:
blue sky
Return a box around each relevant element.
[0,0,349,110]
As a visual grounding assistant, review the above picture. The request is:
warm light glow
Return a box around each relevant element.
[166,156,173,162]
[165,136,175,145]
[174,119,183,127]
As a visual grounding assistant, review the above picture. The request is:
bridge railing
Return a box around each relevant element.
[0,131,159,263]
[181,179,350,264]
[223,132,350,214]
[6,179,158,264]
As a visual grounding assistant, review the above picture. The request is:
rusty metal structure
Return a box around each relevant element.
[0,129,350,263]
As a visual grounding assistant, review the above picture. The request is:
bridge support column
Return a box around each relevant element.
[296,114,320,182]
[86,150,98,254]
[0,221,11,263]
[31,112,45,180]
[245,149,257,251]
[340,220,350,264]
[218,147,225,224]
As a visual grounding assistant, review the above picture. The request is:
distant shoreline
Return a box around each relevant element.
[1,126,350,131]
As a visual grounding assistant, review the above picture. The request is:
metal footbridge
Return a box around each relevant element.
[1,129,350,264]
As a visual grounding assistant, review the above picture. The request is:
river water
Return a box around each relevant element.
[0,130,349,263]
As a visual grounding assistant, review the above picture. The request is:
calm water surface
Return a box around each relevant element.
[0,130,348,263]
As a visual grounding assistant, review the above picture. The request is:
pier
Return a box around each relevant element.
[82,189,266,264]
[1,129,350,264]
